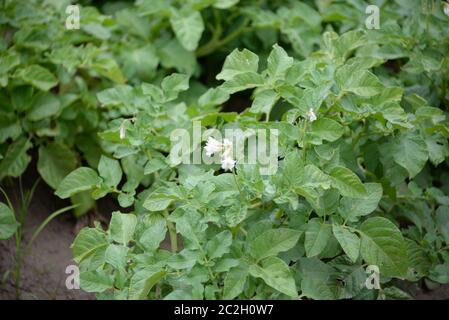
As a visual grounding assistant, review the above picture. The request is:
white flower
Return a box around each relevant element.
[119,121,126,139]
[205,137,223,156]
[221,156,236,171]
[444,2,449,17]
[306,108,317,122]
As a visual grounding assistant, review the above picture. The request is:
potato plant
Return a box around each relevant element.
[1,0,449,300]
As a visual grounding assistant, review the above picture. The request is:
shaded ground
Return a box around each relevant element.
[0,164,448,300]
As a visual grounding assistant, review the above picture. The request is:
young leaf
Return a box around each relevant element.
[98,155,122,188]
[216,48,259,81]
[55,167,101,199]
[109,212,137,245]
[18,64,58,91]
[332,224,360,263]
[205,230,233,260]
[267,44,293,81]
[170,10,204,51]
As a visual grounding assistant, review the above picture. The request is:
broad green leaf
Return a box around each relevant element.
[0,203,19,240]
[170,10,204,51]
[338,183,383,222]
[267,44,293,81]
[80,270,113,293]
[249,228,300,261]
[0,137,32,180]
[55,167,101,199]
[332,224,360,263]
[129,268,166,300]
[220,72,264,94]
[0,112,21,143]
[98,155,122,188]
[250,89,279,115]
[18,64,58,91]
[336,65,382,97]
[27,93,60,121]
[205,230,233,260]
[391,132,428,178]
[139,215,167,251]
[37,143,77,190]
[305,219,332,257]
[72,227,108,263]
[161,73,189,94]
[223,265,248,299]
[217,48,259,81]
[298,257,337,300]
[105,244,129,269]
[249,256,297,297]
[330,166,366,198]
[308,118,344,145]
[109,212,137,245]
[360,217,408,277]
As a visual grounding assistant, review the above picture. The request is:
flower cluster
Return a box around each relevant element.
[204,137,236,171]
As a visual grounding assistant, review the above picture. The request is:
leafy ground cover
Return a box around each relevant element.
[1,0,449,300]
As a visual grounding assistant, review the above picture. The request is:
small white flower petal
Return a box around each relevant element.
[119,122,126,139]
[204,137,223,156]
[307,108,317,122]
[444,3,449,17]
[221,157,236,171]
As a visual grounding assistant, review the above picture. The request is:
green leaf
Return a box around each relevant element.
[109,212,137,245]
[249,256,297,297]
[37,143,77,190]
[360,217,408,277]
[267,44,293,81]
[143,189,179,212]
[27,93,61,121]
[220,72,264,94]
[72,227,108,263]
[250,89,279,115]
[0,203,19,240]
[170,10,204,51]
[216,48,259,81]
[139,215,167,251]
[98,155,122,188]
[338,183,383,222]
[436,206,449,244]
[223,265,248,300]
[129,268,166,300]
[0,137,32,180]
[80,270,113,293]
[391,131,428,178]
[336,65,383,97]
[308,118,344,145]
[330,166,366,198]
[161,73,189,94]
[332,224,360,263]
[305,219,332,257]
[55,167,101,199]
[205,230,233,260]
[249,228,300,261]
[18,64,58,91]
[105,244,129,269]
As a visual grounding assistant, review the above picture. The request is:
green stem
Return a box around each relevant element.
[196,18,250,57]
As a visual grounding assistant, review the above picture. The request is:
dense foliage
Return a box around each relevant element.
[1,0,449,300]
